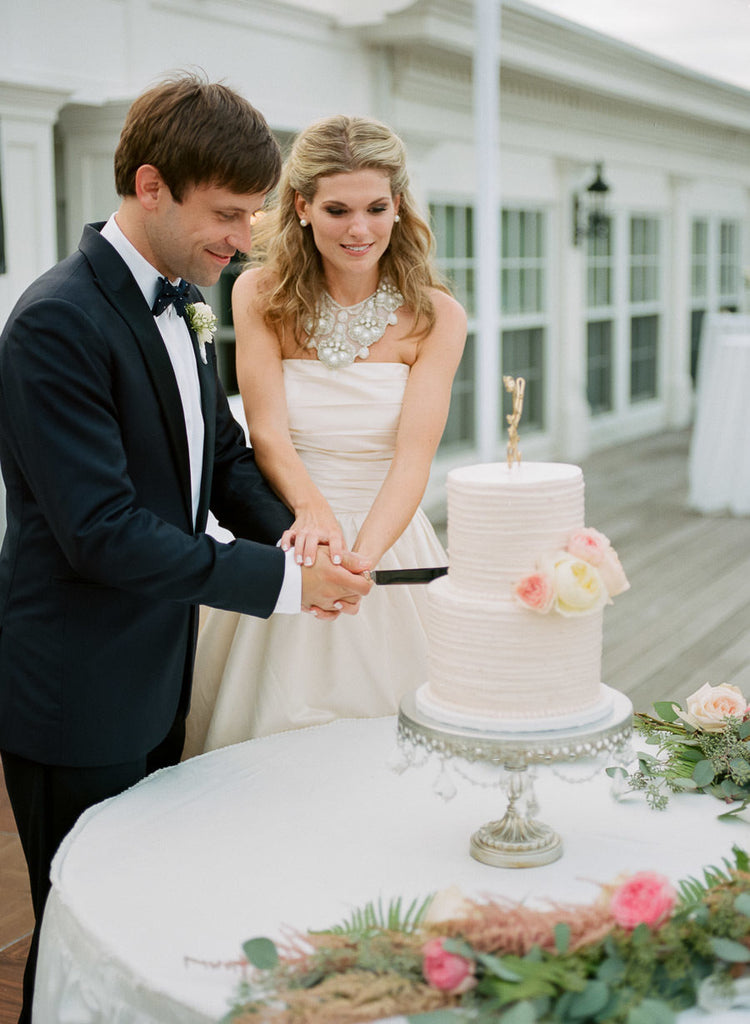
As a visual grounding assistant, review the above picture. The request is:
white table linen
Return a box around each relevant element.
[689,313,750,514]
[33,716,749,1023]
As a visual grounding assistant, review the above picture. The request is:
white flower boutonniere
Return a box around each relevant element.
[186,302,218,364]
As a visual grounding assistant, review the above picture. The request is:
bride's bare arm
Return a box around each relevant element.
[352,291,467,564]
[233,269,346,567]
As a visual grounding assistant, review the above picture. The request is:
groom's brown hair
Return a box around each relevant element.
[114,71,281,202]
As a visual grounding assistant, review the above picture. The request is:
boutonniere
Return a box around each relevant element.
[185,302,218,364]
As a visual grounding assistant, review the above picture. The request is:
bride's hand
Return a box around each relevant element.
[280,508,347,567]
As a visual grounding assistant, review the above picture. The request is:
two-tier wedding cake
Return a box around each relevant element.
[415,460,629,732]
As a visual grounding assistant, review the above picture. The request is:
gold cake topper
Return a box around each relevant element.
[503,375,526,467]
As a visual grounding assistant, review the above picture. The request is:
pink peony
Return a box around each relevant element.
[566,528,611,567]
[422,938,476,994]
[514,572,555,613]
[610,872,676,930]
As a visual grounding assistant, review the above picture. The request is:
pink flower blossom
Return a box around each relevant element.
[598,545,630,597]
[567,528,611,567]
[513,572,555,613]
[422,938,476,994]
[610,872,676,930]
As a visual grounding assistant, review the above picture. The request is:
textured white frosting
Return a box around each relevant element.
[420,461,604,723]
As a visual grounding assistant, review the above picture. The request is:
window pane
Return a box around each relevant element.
[587,320,613,414]
[630,217,660,304]
[630,314,659,401]
[440,331,476,448]
[501,328,544,430]
[691,309,705,383]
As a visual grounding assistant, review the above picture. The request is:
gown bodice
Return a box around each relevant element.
[283,360,409,515]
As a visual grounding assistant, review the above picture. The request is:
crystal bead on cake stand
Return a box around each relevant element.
[397,686,633,868]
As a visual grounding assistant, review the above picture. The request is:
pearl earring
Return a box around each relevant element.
[394,214,400,223]
[299,218,308,227]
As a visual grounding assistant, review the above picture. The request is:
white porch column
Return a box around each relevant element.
[665,174,694,428]
[56,102,128,258]
[0,83,71,324]
[556,158,591,461]
[474,0,501,464]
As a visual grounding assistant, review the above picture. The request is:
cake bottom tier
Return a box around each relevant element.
[424,579,603,721]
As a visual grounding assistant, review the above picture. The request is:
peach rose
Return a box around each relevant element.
[423,886,475,925]
[567,527,611,567]
[422,938,476,994]
[610,872,676,930]
[598,545,630,598]
[545,552,608,616]
[513,572,555,613]
[675,682,748,732]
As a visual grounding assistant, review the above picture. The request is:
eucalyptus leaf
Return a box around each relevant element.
[710,936,750,962]
[691,760,715,787]
[625,997,676,1024]
[670,777,699,791]
[567,979,610,1018]
[496,1002,537,1024]
[740,719,750,740]
[242,937,278,970]
[652,701,681,722]
[475,951,523,982]
[734,892,750,917]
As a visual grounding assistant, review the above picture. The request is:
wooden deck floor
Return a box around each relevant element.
[1,427,749,1021]
[582,428,750,712]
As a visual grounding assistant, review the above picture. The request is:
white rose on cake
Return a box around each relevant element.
[542,551,609,617]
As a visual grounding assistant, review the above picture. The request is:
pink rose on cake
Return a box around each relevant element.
[567,527,610,565]
[675,682,749,732]
[513,571,555,613]
[544,552,609,617]
[567,528,630,598]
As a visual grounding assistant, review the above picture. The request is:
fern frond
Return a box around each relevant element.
[676,848,747,908]
[316,894,434,937]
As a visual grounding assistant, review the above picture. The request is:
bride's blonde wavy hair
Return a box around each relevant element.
[248,115,449,344]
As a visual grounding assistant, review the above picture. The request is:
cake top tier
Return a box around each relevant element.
[448,462,582,488]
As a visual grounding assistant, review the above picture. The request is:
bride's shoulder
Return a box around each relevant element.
[428,288,467,327]
[233,267,277,311]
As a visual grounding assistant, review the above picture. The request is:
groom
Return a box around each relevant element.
[0,72,371,1023]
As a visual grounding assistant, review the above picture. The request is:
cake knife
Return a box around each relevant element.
[368,567,448,585]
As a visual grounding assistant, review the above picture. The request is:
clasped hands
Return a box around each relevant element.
[280,517,372,621]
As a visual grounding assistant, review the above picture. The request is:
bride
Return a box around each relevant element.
[184,114,466,754]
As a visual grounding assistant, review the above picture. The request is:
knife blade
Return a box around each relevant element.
[369,566,448,585]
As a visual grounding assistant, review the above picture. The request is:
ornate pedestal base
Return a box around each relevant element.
[397,686,633,869]
[469,764,562,867]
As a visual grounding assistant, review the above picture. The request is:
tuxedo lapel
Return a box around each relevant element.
[79,224,193,524]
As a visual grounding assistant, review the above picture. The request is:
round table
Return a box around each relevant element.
[32,716,748,1023]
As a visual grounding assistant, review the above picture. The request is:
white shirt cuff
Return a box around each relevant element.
[273,547,302,614]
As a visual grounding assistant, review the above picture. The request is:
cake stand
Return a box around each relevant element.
[397,686,633,868]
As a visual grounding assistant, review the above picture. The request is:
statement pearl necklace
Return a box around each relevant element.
[304,281,404,369]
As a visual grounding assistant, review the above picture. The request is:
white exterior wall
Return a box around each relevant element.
[2,0,750,525]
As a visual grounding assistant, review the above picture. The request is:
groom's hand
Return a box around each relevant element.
[301,547,372,619]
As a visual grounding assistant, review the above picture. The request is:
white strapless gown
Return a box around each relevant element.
[183,361,446,754]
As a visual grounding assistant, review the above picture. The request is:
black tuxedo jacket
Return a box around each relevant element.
[0,224,294,767]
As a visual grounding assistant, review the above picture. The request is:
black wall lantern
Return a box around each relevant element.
[573,162,610,246]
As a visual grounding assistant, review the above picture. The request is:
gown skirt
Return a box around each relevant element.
[183,361,446,755]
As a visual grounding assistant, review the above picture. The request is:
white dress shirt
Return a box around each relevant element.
[100,215,300,612]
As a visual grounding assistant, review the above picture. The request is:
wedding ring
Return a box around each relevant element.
[363,570,372,581]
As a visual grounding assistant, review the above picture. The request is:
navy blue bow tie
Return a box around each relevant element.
[152,277,190,318]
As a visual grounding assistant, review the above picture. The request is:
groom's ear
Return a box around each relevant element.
[135,165,169,210]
